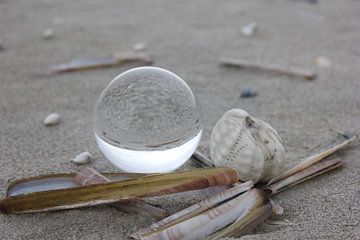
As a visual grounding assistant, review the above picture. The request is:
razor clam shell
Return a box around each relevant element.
[6,173,145,197]
[189,185,230,196]
[7,173,143,197]
[210,196,272,239]
[266,135,355,186]
[265,158,342,195]
[0,168,239,214]
[7,172,229,198]
[74,167,168,218]
[8,177,78,197]
[50,51,153,73]
[219,57,317,80]
[192,150,215,168]
[134,188,265,240]
[132,181,254,239]
[50,57,118,73]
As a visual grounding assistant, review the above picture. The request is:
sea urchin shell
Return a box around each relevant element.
[210,109,286,182]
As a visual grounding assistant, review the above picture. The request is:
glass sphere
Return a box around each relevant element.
[94,67,202,173]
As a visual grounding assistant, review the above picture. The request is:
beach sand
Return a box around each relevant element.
[0,0,359,239]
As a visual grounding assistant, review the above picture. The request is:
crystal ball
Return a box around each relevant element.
[94,67,202,173]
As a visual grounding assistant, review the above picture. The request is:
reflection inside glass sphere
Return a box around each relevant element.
[94,67,202,173]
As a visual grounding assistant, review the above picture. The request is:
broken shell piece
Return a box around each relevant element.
[219,58,317,80]
[192,151,215,168]
[42,28,55,40]
[241,22,257,37]
[265,219,296,226]
[315,56,331,67]
[43,113,60,126]
[266,134,356,186]
[270,199,284,215]
[71,152,92,164]
[133,42,147,51]
[50,51,152,73]
[265,158,343,195]
[210,109,286,182]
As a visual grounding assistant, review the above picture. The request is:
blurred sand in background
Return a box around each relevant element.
[0,0,359,239]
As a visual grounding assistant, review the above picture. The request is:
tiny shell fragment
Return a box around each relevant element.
[42,29,55,40]
[43,113,60,126]
[270,199,284,215]
[71,152,92,165]
[133,42,147,51]
[241,22,257,37]
[315,56,331,67]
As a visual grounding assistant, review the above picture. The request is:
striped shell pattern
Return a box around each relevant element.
[210,109,286,182]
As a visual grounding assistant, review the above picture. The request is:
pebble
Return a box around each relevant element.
[240,88,258,98]
[71,152,92,164]
[270,199,284,215]
[133,42,147,51]
[315,56,331,67]
[241,22,257,37]
[42,28,55,40]
[43,113,60,126]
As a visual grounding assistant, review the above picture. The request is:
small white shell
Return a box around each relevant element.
[42,29,55,40]
[210,109,285,182]
[315,56,331,67]
[241,22,257,37]
[71,152,92,164]
[43,113,60,126]
[133,42,147,51]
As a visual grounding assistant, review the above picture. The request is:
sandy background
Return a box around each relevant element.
[0,0,359,239]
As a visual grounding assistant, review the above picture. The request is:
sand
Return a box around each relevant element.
[0,0,359,239]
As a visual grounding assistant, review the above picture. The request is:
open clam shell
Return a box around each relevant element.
[133,188,270,240]
[132,181,254,239]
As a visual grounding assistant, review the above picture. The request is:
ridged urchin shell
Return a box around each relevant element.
[210,109,285,182]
